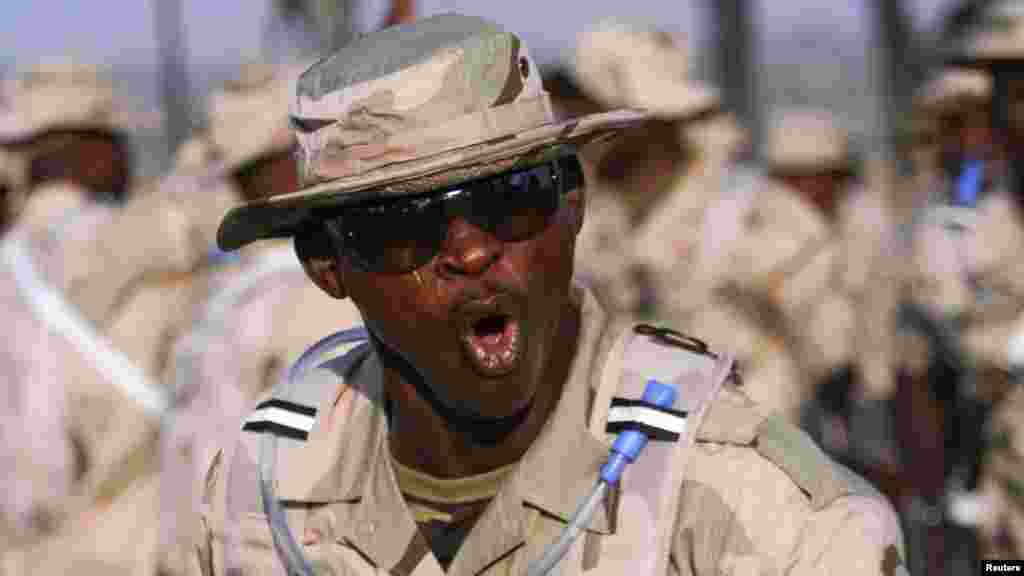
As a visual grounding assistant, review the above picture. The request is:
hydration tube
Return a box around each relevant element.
[954,160,984,209]
[258,327,370,576]
[526,379,678,576]
[0,229,170,416]
[258,333,677,576]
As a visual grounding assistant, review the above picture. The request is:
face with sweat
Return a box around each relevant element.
[300,153,586,421]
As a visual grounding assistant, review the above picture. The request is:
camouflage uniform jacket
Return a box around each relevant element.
[188,284,905,575]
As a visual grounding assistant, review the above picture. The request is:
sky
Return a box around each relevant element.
[0,0,962,176]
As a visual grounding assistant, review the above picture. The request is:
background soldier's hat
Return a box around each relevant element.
[216,13,649,251]
[207,61,306,174]
[915,68,992,114]
[573,19,719,120]
[955,1,1024,65]
[765,108,851,175]
[0,61,151,144]
[173,135,217,173]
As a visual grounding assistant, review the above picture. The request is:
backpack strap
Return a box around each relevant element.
[588,323,736,576]
[242,326,371,443]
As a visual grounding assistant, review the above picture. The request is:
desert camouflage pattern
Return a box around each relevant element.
[216,14,649,252]
[764,108,850,174]
[656,108,896,419]
[0,61,143,143]
[574,181,640,316]
[975,365,1024,560]
[629,114,750,322]
[571,21,738,321]
[907,186,1024,371]
[0,185,197,575]
[573,19,719,120]
[208,62,303,173]
[188,284,905,575]
[290,14,550,187]
[915,68,992,116]
[156,241,365,575]
[175,136,217,174]
[959,1,1024,62]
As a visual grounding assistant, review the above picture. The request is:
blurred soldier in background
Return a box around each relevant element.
[0,181,203,575]
[0,62,139,209]
[154,61,364,576]
[942,2,1024,564]
[672,110,894,434]
[0,61,212,575]
[543,65,639,318]
[571,20,747,320]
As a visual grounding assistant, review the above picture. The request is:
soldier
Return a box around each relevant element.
[653,109,893,442]
[154,63,364,575]
[0,62,215,575]
[542,65,641,318]
[567,22,749,321]
[0,61,139,208]
[188,15,905,575]
[0,179,204,575]
[940,1,1024,563]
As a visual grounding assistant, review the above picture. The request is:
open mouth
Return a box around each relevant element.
[456,296,523,377]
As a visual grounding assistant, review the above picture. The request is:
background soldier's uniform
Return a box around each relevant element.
[186,15,906,575]
[571,21,734,320]
[0,182,203,575]
[154,62,364,575]
[0,61,211,575]
[670,110,895,427]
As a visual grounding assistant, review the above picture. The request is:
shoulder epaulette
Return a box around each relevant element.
[242,398,317,441]
[754,415,864,510]
[241,326,370,442]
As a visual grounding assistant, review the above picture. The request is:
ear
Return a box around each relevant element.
[294,224,348,299]
[300,255,348,299]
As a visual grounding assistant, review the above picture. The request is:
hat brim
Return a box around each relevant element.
[636,81,720,121]
[0,110,144,145]
[216,108,651,251]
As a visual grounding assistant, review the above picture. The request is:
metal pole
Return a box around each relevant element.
[153,0,192,171]
[708,0,760,160]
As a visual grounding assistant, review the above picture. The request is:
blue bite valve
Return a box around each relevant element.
[599,380,677,485]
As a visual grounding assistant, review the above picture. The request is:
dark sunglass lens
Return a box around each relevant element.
[483,164,560,241]
[341,199,446,273]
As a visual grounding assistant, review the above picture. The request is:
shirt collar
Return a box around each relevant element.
[275,284,617,574]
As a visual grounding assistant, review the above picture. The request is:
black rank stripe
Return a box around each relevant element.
[253,398,317,418]
[241,420,310,441]
[608,397,688,419]
[605,421,681,442]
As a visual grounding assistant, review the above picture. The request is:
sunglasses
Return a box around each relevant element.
[317,153,584,274]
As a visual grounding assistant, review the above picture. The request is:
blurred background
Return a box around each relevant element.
[0,2,1017,575]
[0,0,964,180]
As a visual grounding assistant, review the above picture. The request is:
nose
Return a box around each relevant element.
[437,217,501,277]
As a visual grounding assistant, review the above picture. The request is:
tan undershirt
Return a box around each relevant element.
[390,454,517,570]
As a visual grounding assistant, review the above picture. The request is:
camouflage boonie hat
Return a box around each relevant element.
[915,68,992,114]
[0,61,149,143]
[954,0,1024,64]
[765,109,851,174]
[174,136,216,173]
[216,13,648,251]
[207,62,306,174]
[573,20,719,120]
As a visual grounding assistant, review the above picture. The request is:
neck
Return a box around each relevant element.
[382,301,580,479]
